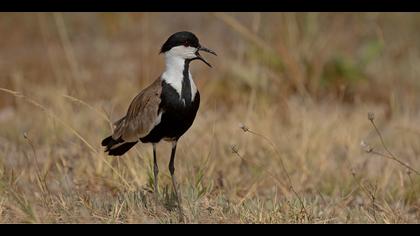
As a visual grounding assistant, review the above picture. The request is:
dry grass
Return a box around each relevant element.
[1,13,420,223]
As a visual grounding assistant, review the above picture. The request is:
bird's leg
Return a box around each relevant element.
[152,143,159,205]
[169,140,184,222]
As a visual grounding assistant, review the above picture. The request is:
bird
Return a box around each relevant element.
[101,31,216,219]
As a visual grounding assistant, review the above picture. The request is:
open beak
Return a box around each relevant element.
[195,46,217,68]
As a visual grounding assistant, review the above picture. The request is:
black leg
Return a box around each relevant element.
[169,140,184,222]
[153,143,159,205]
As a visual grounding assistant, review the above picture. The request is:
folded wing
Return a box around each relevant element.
[112,78,163,142]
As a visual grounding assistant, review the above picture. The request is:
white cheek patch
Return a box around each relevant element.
[167,45,196,59]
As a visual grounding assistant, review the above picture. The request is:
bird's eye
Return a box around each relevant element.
[184,41,190,47]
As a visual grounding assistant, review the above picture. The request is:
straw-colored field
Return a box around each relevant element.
[1,13,420,223]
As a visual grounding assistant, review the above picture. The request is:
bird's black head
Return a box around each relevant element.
[160,31,217,67]
[160,31,200,53]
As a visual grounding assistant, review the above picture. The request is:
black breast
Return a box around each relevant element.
[140,80,200,143]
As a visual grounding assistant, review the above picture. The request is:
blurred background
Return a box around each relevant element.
[0,13,419,223]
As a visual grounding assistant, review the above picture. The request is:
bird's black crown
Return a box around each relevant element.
[160,31,200,53]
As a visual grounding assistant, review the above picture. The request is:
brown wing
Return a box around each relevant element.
[111,78,162,142]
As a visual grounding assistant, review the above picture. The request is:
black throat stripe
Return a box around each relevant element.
[182,59,192,104]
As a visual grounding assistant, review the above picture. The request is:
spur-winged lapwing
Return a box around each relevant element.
[101,31,216,218]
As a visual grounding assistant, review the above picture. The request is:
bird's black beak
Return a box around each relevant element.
[195,46,217,68]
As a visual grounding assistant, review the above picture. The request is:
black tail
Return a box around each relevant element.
[101,136,138,156]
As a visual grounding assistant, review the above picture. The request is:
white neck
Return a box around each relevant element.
[161,54,197,101]
[164,54,186,75]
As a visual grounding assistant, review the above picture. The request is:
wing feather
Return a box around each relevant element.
[111,78,162,142]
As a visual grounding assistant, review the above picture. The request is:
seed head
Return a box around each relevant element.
[368,112,375,121]
[351,168,356,177]
[360,140,373,153]
[239,123,249,132]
